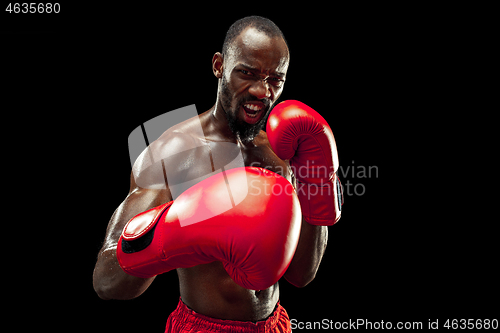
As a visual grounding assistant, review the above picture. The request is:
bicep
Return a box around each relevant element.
[101,173,172,251]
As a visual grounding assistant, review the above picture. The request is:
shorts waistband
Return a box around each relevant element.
[165,297,290,333]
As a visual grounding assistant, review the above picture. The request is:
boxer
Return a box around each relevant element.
[93,16,343,332]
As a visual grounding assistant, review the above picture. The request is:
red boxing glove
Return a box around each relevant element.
[266,100,343,226]
[116,167,302,291]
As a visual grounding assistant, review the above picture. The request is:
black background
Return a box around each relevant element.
[2,3,497,331]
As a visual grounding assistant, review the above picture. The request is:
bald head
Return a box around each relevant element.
[222,16,289,58]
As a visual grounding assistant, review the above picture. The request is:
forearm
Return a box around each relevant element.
[93,246,155,300]
[283,220,328,287]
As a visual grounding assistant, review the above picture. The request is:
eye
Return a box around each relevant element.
[240,70,252,76]
[269,77,284,87]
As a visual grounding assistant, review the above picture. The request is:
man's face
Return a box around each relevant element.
[218,27,289,143]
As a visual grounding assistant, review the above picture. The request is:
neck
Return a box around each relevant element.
[208,97,238,143]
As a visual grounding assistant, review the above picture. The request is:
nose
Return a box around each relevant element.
[248,79,272,100]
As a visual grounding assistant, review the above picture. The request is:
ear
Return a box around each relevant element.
[212,52,224,79]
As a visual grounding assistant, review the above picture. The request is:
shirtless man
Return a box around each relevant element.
[93,16,342,332]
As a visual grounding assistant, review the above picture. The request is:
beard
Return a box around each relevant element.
[219,76,272,143]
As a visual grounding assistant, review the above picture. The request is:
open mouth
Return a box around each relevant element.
[242,103,263,117]
[241,102,266,124]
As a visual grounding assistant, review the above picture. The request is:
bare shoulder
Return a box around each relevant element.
[157,114,205,150]
[131,115,205,191]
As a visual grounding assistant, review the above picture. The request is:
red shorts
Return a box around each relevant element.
[165,298,291,333]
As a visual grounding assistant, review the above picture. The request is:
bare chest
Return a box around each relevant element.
[169,140,292,199]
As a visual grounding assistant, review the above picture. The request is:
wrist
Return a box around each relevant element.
[296,176,342,226]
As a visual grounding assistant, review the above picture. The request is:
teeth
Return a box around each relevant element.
[244,103,262,111]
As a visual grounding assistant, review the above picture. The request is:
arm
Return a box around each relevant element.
[283,221,328,288]
[281,160,329,287]
[266,100,343,287]
[93,172,171,300]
